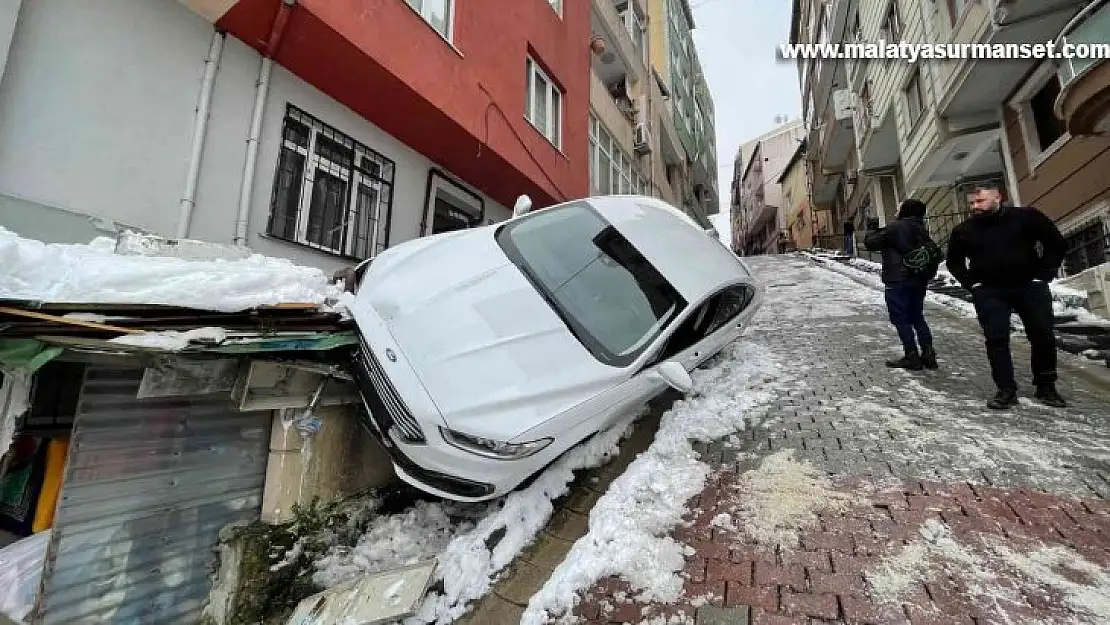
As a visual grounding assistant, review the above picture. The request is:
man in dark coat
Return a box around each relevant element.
[843,219,856,255]
[863,199,937,371]
[946,182,1068,409]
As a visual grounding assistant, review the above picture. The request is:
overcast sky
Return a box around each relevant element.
[692,0,801,242]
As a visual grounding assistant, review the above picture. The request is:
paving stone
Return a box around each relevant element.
[695,605,750,625]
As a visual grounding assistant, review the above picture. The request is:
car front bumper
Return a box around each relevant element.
[346,299,563,502]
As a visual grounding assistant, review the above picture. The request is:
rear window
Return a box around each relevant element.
[496,202,686,367]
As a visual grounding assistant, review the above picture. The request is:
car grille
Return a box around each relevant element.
[352,337,425,443]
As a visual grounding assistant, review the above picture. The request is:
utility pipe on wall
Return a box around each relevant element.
[234,0,295,247]
[177,30,226,239]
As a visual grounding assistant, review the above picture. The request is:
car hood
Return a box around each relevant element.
[356,228,623,440]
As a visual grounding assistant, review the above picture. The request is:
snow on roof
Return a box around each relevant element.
[0,227,344,313]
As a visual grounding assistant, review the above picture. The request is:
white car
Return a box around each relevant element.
[344,195,763,501]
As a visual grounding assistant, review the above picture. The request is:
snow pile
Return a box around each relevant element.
[108,327,228,351]
[729,449,860,550]
[310,413,640,625]
[0,227,343,312]
[311,500,488,588]
[519,340,787,624]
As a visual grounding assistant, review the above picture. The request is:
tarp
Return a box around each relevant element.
[0,339,63,375]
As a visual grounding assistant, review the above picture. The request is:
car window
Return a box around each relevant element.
[496,201,687,367]
[652,284,755,364]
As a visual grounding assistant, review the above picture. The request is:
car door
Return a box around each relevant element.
[689,283,759,368]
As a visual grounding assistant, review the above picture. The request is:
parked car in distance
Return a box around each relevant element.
[344,195,763,501]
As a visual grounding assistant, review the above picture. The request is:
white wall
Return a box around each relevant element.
[0,0,507,275]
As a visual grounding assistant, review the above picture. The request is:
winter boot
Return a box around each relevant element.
[920,345,938,370]
[987,388,1019,410]
[1034,383,1067,408]
[886,348,923,371]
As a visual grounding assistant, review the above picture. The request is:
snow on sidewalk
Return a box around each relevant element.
[524,254,1110,625]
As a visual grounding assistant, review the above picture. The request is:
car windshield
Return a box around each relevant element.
[496,201,686,367]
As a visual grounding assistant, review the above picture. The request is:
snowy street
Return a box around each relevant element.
[450,254,1110,625]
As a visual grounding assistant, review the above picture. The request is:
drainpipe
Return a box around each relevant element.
[234,0,295,247]
[177,30,226,239]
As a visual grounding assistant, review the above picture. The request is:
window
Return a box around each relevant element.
[267,105,396,259]
[883,1,903,42]
[548,0,562,16]
[905,70,923,126]
[405,0,452,40]
[589,114,647,196]
[946,0,970,26]
[617,2,646,59]
[1064,220,1108,276]
[1029,76,1065,152]
[422,170,485,235]
[526,57,563,148]
[496,202,686,367]
[653,285,754,363]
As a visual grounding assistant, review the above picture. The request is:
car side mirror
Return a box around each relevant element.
[656,361,694,394]
[513,195,533,217]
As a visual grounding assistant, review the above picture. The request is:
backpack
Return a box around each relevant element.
[902,233,944,280]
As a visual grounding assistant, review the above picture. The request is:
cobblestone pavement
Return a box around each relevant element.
[567,254,1110,625]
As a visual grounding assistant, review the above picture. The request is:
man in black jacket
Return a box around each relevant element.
[946,182,1068,409]
[864,199,937,371]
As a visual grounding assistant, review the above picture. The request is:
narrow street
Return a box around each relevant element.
[496,254,1110,625]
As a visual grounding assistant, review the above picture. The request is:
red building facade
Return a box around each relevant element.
[217,0,591,210]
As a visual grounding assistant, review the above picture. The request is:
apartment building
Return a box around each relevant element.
[792,0,1107,272]
[644,0,720,226]
[778,139,823,250]
[730,119,806,255]
[0,0,589,275]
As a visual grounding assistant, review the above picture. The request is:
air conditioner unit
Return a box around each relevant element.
[633,123,652,155]
[636,93,650,126]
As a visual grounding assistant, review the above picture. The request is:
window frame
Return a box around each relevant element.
[647,283,756,368]
[883,0,903,42]
[1008,61,1072,172]
[403,0,454,43]
[525,57,564,149]
[904,69,924,130]
[946,0,971,27]
[266,104,396,260]
[588,113,647,196]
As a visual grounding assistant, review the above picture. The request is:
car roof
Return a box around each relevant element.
[584,195,753,303]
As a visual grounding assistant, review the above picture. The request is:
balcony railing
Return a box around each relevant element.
[1055,0,1110,91]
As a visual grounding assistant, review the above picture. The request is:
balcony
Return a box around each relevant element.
[591,0,647,91]
[854,96,898,173]
[818,88,856,171]
[938,0,1086,120]
[1054,0,1110,136]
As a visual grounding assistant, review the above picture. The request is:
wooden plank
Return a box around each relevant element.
[0,306,143,334]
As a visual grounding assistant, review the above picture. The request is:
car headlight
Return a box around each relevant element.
[438,427,553,461]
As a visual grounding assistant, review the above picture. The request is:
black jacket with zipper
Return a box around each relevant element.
[945,205,1067,291]
[863,215,931,285]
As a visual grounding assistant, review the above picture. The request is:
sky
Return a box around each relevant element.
[690,0,802,244]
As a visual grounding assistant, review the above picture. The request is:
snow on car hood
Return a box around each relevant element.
[356,228,624,440]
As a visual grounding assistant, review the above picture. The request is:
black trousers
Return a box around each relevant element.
[971,281,1058,390]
